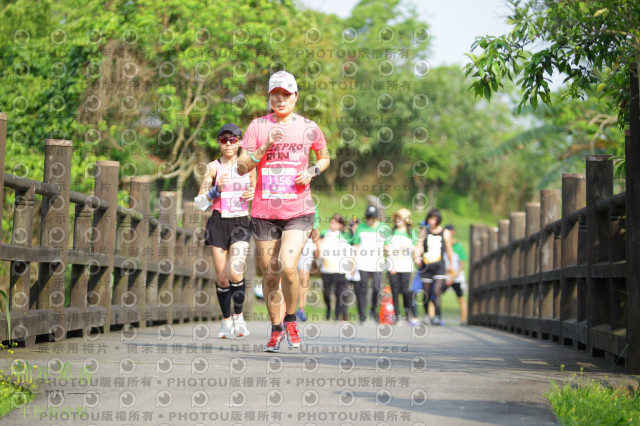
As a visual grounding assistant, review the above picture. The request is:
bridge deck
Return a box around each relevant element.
[1,319,632,426]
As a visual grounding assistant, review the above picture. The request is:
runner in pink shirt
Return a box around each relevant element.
[196,123,256,339]
[237,71,330,352]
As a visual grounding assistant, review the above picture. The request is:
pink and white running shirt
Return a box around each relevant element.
[210,159,251,218]
[241,113,326,220]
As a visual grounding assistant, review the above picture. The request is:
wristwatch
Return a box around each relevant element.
[312,165,321,179]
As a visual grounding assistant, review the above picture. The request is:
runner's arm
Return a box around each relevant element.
[443,229,456,276]
[294,145,331,185]
[197,162,217,198]
[237,129,280,175]
[414,227,426,264]
[314,146,331,174]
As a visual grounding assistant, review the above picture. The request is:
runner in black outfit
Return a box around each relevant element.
[414,208,455,325]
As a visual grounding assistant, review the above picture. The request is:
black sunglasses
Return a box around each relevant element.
[218,136,239,145]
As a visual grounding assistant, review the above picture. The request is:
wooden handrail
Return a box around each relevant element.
[4,173,60,196]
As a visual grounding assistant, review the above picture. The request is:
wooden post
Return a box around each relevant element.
[508,212,525,330]
[70,201,92,310]
[0,113,6,244]
[468,224,484,322]
[553,222,562,330]
[497,220,510,281]
[481,226,489,288]
[577,212,588,325]
[158,191,177,323]
[174,221,186,322]
[90,160,119,333]
[497,219,509,323]
[38,139,72,341]
[112,212,131,311]
[147,219,160,310]
[524,203,540,326]
[585,155,612,356]
[609,194,626,332]
[197,214,215,321]
[182,201,199,322]
[488,228,498,284]
[129,177,150,327]
[486,228,498,318]
[539,189,561,339]
[477,226,491,324]
[560,173,586,344]
[626,62,640,373]
[10,186,35,344]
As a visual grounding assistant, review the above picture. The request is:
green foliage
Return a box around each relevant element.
[0,0,580,230]
[547,368,640,425]
[0,341,34,418]
[0,375,34,418]
[482,91,625,194]
[465,0,640,125]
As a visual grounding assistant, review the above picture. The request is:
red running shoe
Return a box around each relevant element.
[284,321,303,348]
[264,328,285,352]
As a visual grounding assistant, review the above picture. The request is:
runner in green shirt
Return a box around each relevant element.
[352,205,392,324]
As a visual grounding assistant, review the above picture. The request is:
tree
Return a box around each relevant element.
[0,0,538,220]
[465,0,640,125]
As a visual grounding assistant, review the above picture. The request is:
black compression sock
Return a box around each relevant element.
[272,323,283,332]
[283,313,296,323]
[216,284,232,318]
[230,279,246,315]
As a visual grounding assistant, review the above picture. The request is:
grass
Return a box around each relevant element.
[0,343,35,418]
[546,367,640,425]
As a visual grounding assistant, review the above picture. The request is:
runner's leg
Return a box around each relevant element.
[370,271,382,319]
[399,272,413,320]
[228,241,249,315]
[388,272,401,320]
[335,274,347,320]
[433,278,445,320]
[254,238,283,325]
[298,268,310,315]
[212,246,232,318]
[322,273,333,320]
[356,271,370,322]
[278,229,311,316]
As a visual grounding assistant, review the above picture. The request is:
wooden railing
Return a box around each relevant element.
[0,113,256,346]
[468,64,640,373]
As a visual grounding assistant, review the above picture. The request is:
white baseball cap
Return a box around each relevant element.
[268,71,298,94]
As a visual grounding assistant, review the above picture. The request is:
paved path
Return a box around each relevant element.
[1,319,634,426]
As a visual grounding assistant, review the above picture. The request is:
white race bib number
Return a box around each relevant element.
[261,167,297,199]
[221,191,248,217]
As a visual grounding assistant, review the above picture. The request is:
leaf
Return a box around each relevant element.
[485,124,562,159]
[593,8,608,18]
[484,83,492,100]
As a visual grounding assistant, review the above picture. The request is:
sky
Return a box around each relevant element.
[299,0,514,67]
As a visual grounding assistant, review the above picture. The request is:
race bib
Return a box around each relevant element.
[261,167,297,199]
[220,191,248,217]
